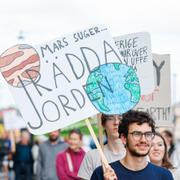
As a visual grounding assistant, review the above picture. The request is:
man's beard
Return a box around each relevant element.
[49,136,58,142]
[127,142,150,157]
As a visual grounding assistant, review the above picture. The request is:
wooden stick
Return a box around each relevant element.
[97,113,104,149]
[85,118,109,167]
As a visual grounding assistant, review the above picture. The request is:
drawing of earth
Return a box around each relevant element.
[85,63,141,114]
[0,44,40,88]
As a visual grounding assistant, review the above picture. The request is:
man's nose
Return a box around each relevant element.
[113,119,120,124]
[140,134,147,141]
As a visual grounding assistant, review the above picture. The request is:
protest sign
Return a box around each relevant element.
[135,54,172,126]
[0,25,140,135]
[3,109,26,130]
[114,32,154,95]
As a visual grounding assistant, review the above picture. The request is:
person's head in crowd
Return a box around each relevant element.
[149,132,174,169]
[49,130,60,143]
[0,130,6,139]
[119,110,155,157]
[68,129,83,152]
[2,130,10,139]
[161,130,174,148]
[20,130,30,145]
[101,114,122,140]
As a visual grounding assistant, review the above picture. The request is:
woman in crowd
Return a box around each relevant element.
[56,129,85,180]
[161,130,180,168]
[149,132,180,179]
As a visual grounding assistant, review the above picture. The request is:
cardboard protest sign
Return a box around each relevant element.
[3,109,26,130]
[114,32,155,95]
[0,25,141,135]
[135,54,172,126]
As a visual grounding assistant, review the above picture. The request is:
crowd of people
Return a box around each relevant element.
[0,110,180,180]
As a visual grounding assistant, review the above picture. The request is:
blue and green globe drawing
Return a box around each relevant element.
[85,63,141,114]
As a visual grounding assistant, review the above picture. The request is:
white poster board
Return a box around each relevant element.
[3,109,26,130]
[114,32,154,94]
[0,25,127,135]
[135,54,172,126]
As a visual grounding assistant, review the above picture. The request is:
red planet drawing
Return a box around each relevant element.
[0,44,40,87]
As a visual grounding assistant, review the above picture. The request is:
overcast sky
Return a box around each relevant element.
[0,0,180,108]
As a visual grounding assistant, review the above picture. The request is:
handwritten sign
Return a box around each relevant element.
[114,32,154,94]
[0,25,128,135]
[135,54,172,126]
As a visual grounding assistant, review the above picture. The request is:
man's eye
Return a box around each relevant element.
[146,133,152,136]
[134,132,141,136]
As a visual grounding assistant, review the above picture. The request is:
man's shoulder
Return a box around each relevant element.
[84,144,122,162]
[94,161,119,174]
[92,164,103,175]
[57,141,68,151]
[149,162,168,171]
[85,148,99,156]
[57,140,68,146]
[39,140,49,148]
[91,161,120,180]
[39,140,67,147]
[109,160,120,166]
[78,148,101,179]
[84,145,110,158]
[148,163,173,178]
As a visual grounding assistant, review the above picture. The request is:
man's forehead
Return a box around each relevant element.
[129,122,152,130]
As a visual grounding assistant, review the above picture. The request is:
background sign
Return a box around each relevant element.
[114,32,154,94]
[135,54,172,126]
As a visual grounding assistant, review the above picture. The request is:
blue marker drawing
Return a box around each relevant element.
[85,63,141,114]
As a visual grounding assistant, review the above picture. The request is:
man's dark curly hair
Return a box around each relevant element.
[118,110,155,137]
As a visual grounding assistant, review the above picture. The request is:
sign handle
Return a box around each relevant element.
[85,118,109,168]
[97,113,104,149]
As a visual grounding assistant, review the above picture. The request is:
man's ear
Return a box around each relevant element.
[120,134,127,146]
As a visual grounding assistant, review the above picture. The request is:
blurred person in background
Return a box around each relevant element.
[161,130,180,168]
[0,130,11,180]
[31,135,47,179]
[12,130,33,180]
[78,114,126,180]
[149,132,180,179]
[56,129,85,180]
[36,130,68,180]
